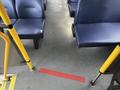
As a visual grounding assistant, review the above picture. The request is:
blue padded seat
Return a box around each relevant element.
[68,0,78,3]
[15,19,45,39]
[75,23,120,47]
[68,0,79,17]
[73,0,120,47]
[0,19,16,25]
[68,3,78,17]
[0,0,17,25]
[44,0,47,10]
[14,0,45,49]
[15,0,44,19]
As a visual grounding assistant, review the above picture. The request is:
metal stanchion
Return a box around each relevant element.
[90,45,120,86]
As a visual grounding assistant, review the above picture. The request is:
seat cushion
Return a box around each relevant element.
[68,3,78,17]
[14,19,45,39]
[0,19,16,25]
[74,23,120,47]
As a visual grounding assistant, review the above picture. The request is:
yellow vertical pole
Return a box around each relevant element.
[0,32,11,81]
[90,45,120,86]
[0,0,35,71]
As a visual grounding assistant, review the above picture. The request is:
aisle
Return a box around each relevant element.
[9,0,112,90]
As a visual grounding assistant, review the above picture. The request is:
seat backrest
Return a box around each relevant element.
[2,0,17,19]
[41,0,46,11]
[75,0,120,24]
[68,0,78,3]
[15,0,44,18]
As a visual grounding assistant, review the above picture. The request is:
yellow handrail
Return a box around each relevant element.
[90,45,120,85]
[0,31,10,81]
[0,0,35,71]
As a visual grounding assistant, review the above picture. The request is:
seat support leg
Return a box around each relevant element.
[33,39,40,49]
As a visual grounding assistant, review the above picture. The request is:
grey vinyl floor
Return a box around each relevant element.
[6,0,115,89]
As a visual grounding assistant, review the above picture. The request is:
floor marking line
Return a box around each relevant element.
[39,68,86,83]
[9,75,17,90]
[0,81,7,90]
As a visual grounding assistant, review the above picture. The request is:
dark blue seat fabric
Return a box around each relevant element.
[74,0,120,24]
[68,3,78,17]
[14,0,45,49]
[44,0,47,10]
[0,0,17,25]
[68,0,79,17]
[0,19,16,25]
[68,0,78,3]
[14,19,45,39]
[73,0,120,47]
[75,23,120,47]
[15,0,44,19]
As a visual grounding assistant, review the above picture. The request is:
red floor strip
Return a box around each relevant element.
[39,68,86,83]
